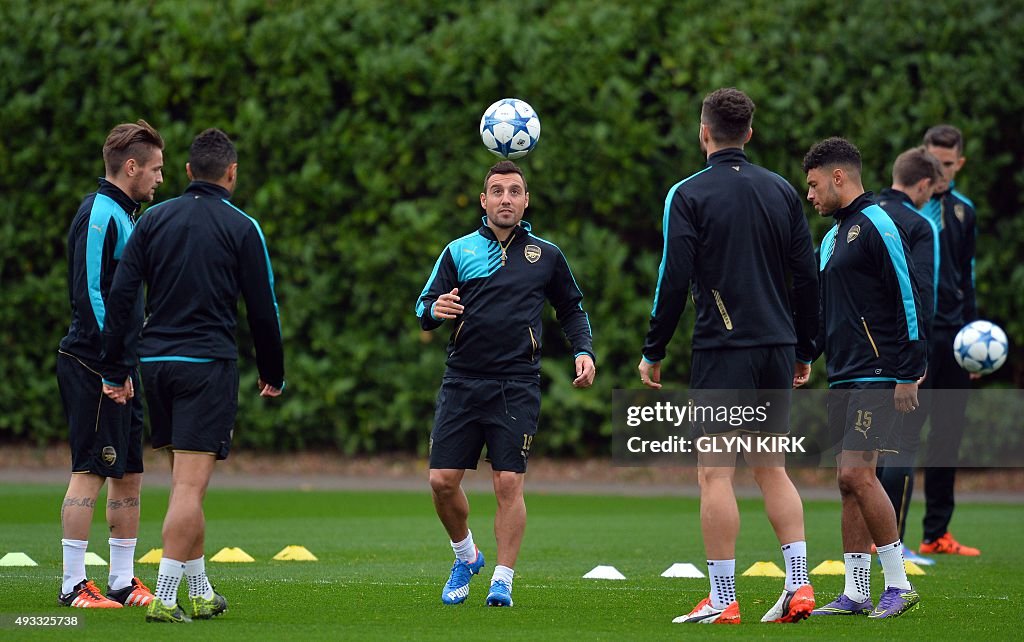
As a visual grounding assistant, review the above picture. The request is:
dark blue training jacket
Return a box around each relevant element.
[812,192,927,385]
[416,218,594,378]
[100,181,284,388]
[641,148,819,363]
[921,183,977,330]
[877,187,939,340]
[59,179,144,369]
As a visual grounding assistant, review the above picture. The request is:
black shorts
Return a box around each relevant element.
[429,376,541,473]
[56,351,144,477]
[827,381,902,455]
[688,346,794,436]
[141,360,239,460]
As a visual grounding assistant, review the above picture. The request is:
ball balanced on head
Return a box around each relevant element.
[480,98,541,159]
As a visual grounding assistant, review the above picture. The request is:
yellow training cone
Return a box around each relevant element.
[138,548,163,563]
[0,552,38,566]
[742,561,785,577]
[810,560,846,575]
[273,545,318,561]
[84,552,107,566]
[210,547,255,563]
[904,561,926,575]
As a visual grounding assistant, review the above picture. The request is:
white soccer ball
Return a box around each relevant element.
[479,98,541,159]
[953,320,1009,375]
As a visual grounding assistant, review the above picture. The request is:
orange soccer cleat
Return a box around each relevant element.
[919,533,980,556]
[59,580,123,608]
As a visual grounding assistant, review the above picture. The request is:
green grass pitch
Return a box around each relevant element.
[0,483,1021,639]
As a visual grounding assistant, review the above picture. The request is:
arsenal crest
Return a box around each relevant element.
[101,446,117,466]
[524,244,541,263]
[954,203,965,222]
[847,225,861,243]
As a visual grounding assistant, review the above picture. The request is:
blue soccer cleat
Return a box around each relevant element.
[868,586,920,619]
[812,594,873,616]
[441,548,485,605]
[902,545,935,566]
[485,579,513,607]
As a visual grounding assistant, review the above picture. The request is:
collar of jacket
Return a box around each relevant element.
[97,178,140,215]
[879,187,913,207]
[706,147,748,166]
[932,178,957,199]
[185,180,232,199]
[832,191,875,221]
[478,216,532,241]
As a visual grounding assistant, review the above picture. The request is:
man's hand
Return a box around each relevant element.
[573,354,596,388]
[969,372,983,381]
[258,378,283,398]
[102,377,134,405]
[638,358,662,389]
[793,361,811,388]
[894,382,919,413]
[432,288,464,320]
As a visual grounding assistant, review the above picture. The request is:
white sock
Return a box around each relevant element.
[451,530,476,563]
[707,559,736,609]
[876,540,912,590]
[782,540,809,591]
[155,558,185,607]
[61,539,88,595]
[491,564,514,587]
[108,538,137,591]
[184,557,215,600]
[843,552,872,602]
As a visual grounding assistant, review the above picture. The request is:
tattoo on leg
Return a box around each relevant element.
[62,496,96,509]
[107,496,140,510]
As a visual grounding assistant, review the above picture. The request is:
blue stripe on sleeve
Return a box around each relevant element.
[651,167,711,316]
[913,207,941,312]
[819,224,838,271]
[862,205,919,340]
[221,199,281,332]
[85,195,122,330]
[416,248,450,317]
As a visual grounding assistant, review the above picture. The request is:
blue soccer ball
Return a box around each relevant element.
[480,98,541,159]
[953,320,1009,375]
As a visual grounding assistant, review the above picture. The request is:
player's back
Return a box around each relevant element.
[133,181,269,360]
[681,149,816,350]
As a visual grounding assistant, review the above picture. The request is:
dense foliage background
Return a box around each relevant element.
[2,0,1021,456]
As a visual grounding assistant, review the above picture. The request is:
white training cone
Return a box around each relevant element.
[583,565,626,580]
[661,563,704,578]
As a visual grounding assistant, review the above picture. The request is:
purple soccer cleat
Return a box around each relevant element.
[812,594,873,616]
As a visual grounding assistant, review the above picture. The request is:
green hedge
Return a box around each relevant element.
[2,0,1022,455]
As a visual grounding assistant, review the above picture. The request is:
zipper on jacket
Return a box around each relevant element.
[711,289,734,330]
[860,317,880,358]
[528,327,538,361]
[452,320,465,346]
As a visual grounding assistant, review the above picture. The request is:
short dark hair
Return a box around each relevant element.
[893,146,941,186]
[700,88,755,146]
[102,119,164,175]
[483,160,527,193]
[189,128,238,181]
[802,137,862,173]
[923,124,963,153]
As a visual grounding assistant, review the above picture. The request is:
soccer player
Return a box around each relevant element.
[803,137,924,619]
[907,125,982,556]
[416,160,596,608]
[57,120,164,609]
[875,147,942,565]
[100,128,285,623]
[638,88,819,624]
